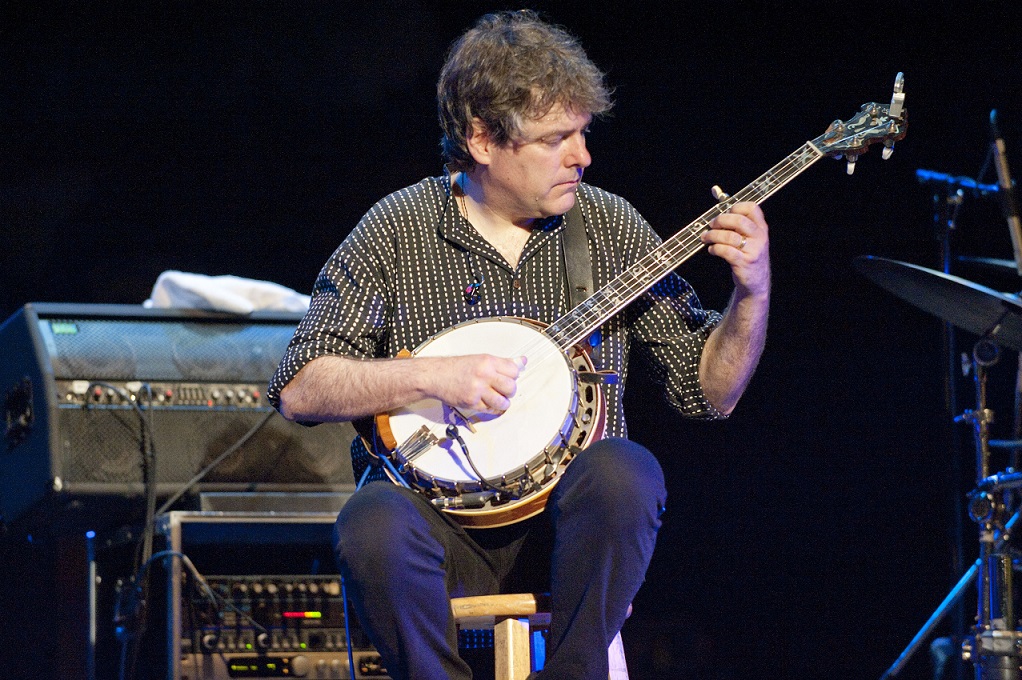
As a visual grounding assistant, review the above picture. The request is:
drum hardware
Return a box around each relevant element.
[857,257,1022,679]
[877,339,1022,680]
[960,256,1022,273]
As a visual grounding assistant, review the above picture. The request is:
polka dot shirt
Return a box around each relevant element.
[268,172,726,439]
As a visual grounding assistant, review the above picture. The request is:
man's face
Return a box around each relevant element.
[476,104,593,225]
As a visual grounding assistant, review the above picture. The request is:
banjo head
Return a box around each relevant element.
[377,317,604,526]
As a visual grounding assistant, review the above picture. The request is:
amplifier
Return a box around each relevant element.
[0,303,356,531]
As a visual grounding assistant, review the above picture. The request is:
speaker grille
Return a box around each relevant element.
[57,407,353,489]
[43,318,292,382]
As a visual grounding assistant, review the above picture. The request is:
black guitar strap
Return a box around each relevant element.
[562,202,594,309]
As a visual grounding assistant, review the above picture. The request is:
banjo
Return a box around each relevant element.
[370,74,908,528]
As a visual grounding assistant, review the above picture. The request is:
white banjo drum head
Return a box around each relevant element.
[388,318,576,484]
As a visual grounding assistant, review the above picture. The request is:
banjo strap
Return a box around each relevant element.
[562,202,594,309]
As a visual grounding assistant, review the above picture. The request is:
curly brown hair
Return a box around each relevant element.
[438,10,613,172]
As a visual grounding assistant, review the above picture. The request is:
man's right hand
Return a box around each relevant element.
[278,353,526,423]
[424,354,526,414]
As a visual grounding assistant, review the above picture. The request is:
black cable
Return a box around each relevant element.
[445,424,511,498]
[83,381,158,680]
[116,548,272,680]
[84,383,274,680]
[342,577,357,679]
[155,408,276,515]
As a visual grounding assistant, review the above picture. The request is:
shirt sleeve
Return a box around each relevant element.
[621,213,727,420]
[266,204,395,410]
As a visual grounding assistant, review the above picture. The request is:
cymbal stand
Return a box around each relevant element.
[958,340,1021,680]
[879,341,1020,680]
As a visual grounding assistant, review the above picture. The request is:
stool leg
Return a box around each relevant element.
[494,617,531,680]
[608,631,629,680]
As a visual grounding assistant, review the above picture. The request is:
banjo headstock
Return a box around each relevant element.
[813,72,907,174]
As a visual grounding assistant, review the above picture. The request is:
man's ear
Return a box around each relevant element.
[466,118,493,167]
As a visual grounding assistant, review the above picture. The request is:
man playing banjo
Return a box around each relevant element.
[269,10,769,679]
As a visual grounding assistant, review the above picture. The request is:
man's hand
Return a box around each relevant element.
[700,201,770,300]
[697,201,771,415]
[278,353,526,423]
[424,354,526,413]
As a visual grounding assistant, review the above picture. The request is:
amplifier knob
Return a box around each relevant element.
[256,632,270,649]
[290,655,310,677]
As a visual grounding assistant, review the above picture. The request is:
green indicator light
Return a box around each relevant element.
[246,643,252,649]
[300,643,307,649]
[50,322,79,335]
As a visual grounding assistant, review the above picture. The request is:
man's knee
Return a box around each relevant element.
[334,482,437,576]
[554,438,666,522]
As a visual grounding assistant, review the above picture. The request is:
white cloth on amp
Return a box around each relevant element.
[143,270,310,314]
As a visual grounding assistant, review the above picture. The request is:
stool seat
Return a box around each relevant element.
[450,593,629,680]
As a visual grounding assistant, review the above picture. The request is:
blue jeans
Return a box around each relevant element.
[334,437,666,680]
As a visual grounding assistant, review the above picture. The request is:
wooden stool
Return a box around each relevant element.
[450,593,629,680]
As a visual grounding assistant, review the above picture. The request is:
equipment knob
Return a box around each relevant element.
[256,632,270,649]
[290,655,310,677]
[201,633,218,651]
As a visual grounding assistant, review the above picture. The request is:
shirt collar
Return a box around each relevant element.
[437,168,566,271]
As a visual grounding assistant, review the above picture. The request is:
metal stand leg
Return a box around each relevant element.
[881,345,1022,679]
[880,559,981,680]
[963,345,1021,680]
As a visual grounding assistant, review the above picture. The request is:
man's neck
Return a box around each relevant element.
[456,171,533,268]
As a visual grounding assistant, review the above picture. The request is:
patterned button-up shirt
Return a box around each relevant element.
[268,173,726,438]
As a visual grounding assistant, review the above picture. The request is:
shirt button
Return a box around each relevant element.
[512,278,521,290]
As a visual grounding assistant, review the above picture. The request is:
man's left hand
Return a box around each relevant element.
[700,201,770,298]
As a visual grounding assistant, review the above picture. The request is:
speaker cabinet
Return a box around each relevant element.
[0,303,356,534]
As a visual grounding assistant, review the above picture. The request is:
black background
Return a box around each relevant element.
[3,1,1022,678]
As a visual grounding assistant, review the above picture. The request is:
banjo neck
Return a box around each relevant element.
[544,141,825,350]
[544,73,908,351]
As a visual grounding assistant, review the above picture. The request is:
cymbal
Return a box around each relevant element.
[854,255,1022,351]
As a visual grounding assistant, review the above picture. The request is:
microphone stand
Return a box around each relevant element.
[935,172,970,680]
